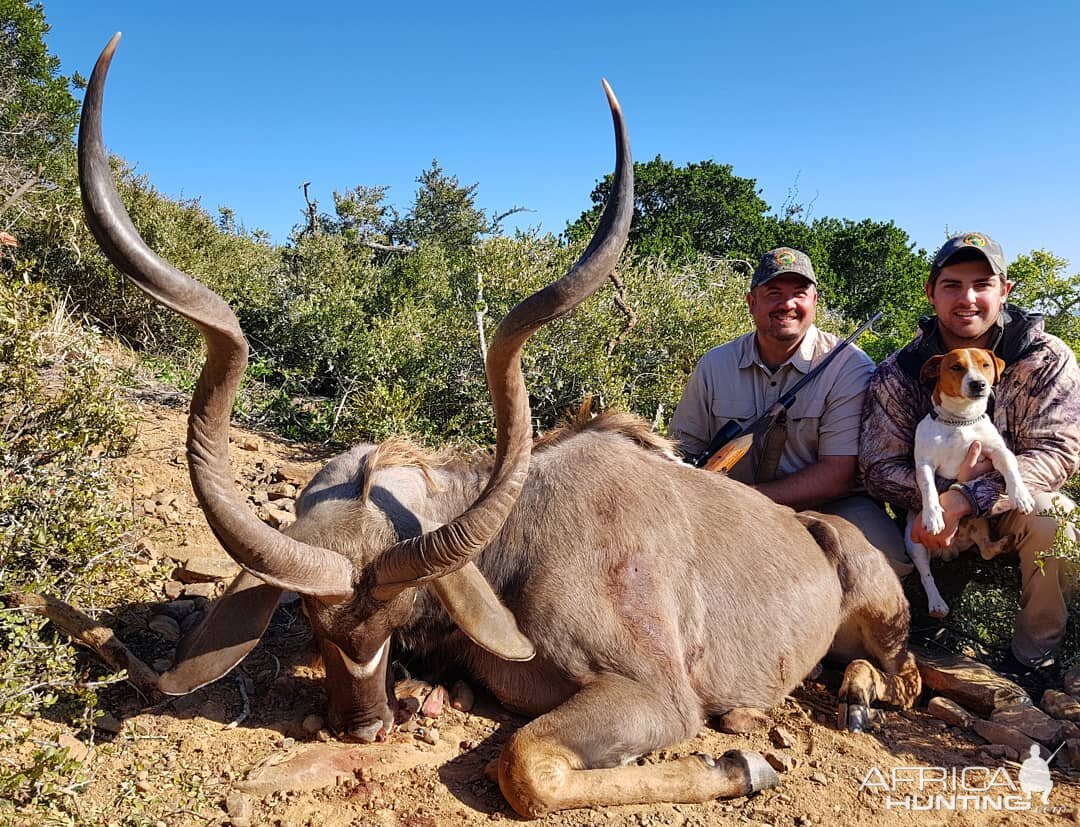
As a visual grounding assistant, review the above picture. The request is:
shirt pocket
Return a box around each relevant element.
[709,398,757,426]
[787,394,827,457]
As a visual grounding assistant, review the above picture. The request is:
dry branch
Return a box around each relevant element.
[12,592,162,703]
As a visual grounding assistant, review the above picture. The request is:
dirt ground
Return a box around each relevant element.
[28,397,1080,826]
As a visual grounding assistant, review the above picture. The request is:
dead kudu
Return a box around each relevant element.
[79,35,920,818]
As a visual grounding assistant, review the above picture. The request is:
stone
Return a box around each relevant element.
[276,463,313,485]
[927,696,977,729]
[420,686,446,718]
[148,614,181,642]
[717,707,769,734]
[449,680,474,713]
[809,772,828,785]
[915,649,1031,715]
[764,751,795,773]
[972,719,1047,758]
[163,580,184,600]
[250,488,269,505]
[176,556,240,583]
[95,712,122,734]
[769,726,796,749]
[236,436,261,451]
[57,733,89,761]
[991,702,1073,745]
[1064,665,1080,696]
[977,743,1008,759]
[267,483,297,500]
[264,506,295,529]
[160,599,195,620]
[418,727,440,745]
[181,582,219,600]
[1042,689,1080,721]
[1063,739,1080,771]
[180,610,204,635]
[225,791,252,822]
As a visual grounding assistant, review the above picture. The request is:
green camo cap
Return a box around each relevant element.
[751,247,817,289]
[932,231,1007,278]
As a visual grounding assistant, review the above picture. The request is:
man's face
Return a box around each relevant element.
[925,258,1012,344]
[747,274,818,346]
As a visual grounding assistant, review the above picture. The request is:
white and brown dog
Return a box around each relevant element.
[906,347,1035,617]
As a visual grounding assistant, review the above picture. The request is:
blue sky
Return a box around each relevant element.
[43,1,1080,271]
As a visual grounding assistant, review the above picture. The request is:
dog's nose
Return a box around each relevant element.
[968,379,987,395]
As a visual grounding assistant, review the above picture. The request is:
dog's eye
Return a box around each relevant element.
[951,364,965,372]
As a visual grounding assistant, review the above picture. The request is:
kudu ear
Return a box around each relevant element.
[430,563,535,661]
[159,571,282,695]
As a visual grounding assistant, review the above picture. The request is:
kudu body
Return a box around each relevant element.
[80,36,920,818]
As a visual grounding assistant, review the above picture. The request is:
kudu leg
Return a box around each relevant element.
[496,673,777,818]
[835,551,922,732]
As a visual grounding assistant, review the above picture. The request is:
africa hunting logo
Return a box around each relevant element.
[859,747,1068,813]
[774,249,797,267]
[963,232,988,248]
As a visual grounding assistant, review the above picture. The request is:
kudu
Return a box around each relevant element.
[80,35,921,818]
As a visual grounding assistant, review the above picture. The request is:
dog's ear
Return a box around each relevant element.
[991,353,1006,383]
[920,355,945,385]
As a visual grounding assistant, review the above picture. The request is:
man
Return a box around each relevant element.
[860,231,1080,670]
[671,246,902,556]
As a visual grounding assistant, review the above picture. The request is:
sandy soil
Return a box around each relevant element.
[27,398,1080,826]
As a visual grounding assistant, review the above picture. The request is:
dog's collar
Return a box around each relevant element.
[929,410,988,426]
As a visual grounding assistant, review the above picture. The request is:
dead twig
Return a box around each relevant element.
[11,592,162,703]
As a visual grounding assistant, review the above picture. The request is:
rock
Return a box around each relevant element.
[977,743,1008,759]
[160,599,195,620]
[236,436,261,451]
[1064,665,1080,696]
[449,680,474,713]
[276,463,313,485]
[420,686,446,718]
[57,733,89,761]
[301,715,324,735]
[180,610,204,635]
[163,580,184,600]
[972,719,1046,758]
[267,483,297,500]
[148,614,181,642]
[418,727,440,745]
[263,506,295,529]
[1063,738,1080,771]
[927,696,977,729]
[718,708,769,734]
[764,750,795,773]
[95,712,122,734]
[176,556,240,583]
[1042,689,1080,721]
[915,649,1030,715]
[182,582,219,600]
[809,772,828,785]
[769,726,796,749]
[991,702,1073,745]
[225,791,252,822]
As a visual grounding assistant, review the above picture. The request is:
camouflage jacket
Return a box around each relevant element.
[859,306,1080,517]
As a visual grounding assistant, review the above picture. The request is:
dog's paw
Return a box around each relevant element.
[1011,487,1035,515]
[922,506,945,535]
[928,599,950,619]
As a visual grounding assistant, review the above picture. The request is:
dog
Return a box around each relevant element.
[905,347,1035,617]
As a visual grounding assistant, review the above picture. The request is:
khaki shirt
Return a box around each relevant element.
[670,325,874,484]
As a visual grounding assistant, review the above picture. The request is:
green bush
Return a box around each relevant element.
[0,273,137,820]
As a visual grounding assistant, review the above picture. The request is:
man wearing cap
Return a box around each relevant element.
[671,247,903,555]
[860,231,1080,671]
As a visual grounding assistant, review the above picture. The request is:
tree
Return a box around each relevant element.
[0,0,79,220]
[393,160,491,254]
[567,156,774,260]
[1008,249,1080,354]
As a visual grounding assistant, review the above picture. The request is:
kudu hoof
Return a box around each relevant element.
[708,749,779,794]
[837,702,884,733]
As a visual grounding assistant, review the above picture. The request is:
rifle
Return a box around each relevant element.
[690,311,883,473]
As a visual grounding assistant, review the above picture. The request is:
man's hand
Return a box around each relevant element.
[912,489,973,550]
[956,440,993,483]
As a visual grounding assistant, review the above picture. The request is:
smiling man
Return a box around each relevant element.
[671,247,902,556]
[860,231,1080,674]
